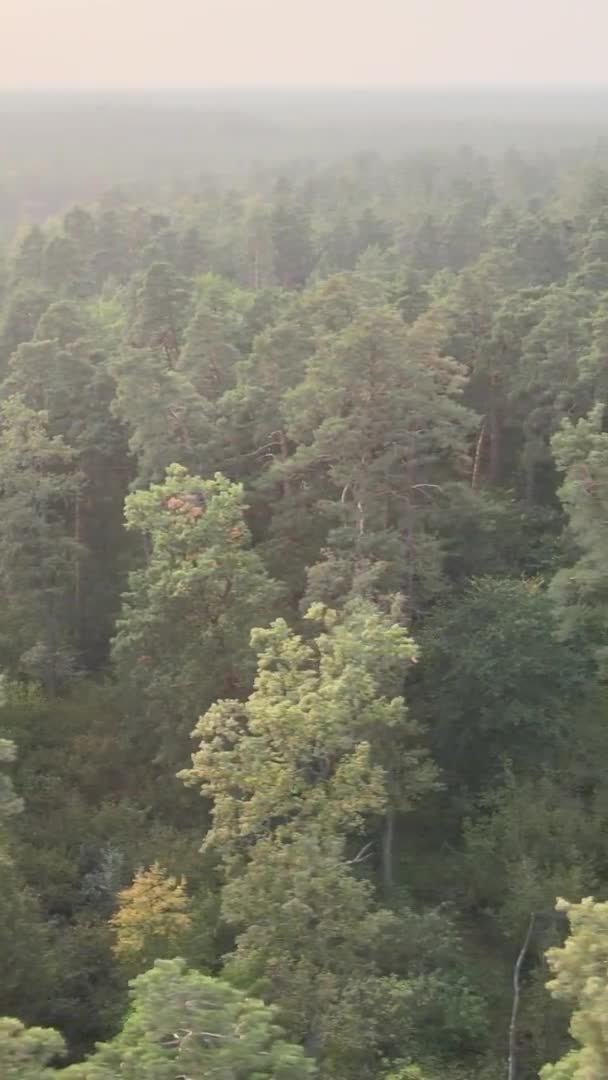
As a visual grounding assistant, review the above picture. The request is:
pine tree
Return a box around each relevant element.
[0,397,84,692]
[178,298,240,401]
[128,262,191,367]
[0,1017,64,1079]
[550,405,608,668]
[284,306,474,609]
[66,958,314,1080]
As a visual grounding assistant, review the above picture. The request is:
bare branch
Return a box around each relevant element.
[347,841,373,865]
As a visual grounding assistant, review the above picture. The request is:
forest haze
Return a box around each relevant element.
[4,87,608,235]
[3,88,608,1080]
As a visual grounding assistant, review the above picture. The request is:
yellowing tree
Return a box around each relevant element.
[541,897,608,1079]
[110,862,191,972]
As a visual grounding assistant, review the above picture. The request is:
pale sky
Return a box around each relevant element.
[2,0,608,90]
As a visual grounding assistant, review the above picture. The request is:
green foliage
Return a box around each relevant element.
[127,262,191,365]
[461,770,602,938]
[221,832,487,1078]
[5,118,608,1080]
[67,958,314,1080]
[418,577,591,784]
[0,396,84,691]
[283,305,475,608]
[112,464,280,761]
[0,1017,64,1079]
[184,600,433,856]
[551,406,608,668]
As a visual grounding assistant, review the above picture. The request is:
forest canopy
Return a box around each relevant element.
[3,89,608,1079]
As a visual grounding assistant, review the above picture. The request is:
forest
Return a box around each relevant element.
[3,91,608,1080]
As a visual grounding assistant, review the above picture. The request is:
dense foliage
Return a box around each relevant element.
[4,94,608,1078]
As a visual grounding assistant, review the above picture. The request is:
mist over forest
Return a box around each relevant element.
[4,86,608,231]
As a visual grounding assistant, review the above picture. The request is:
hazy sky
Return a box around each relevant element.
[2,0,608,90]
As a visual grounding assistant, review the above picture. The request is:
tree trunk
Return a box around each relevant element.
[508,913,535,1080]
[471,420,487,490]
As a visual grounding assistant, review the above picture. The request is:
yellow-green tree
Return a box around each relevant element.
[541,897,608,1079]
[110,862,192,972]
[183,599,434,881]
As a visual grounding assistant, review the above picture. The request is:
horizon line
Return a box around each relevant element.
[3,81,608,94]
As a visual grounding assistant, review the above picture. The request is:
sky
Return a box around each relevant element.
[2,0,608,90]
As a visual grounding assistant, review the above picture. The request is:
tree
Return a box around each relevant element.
[178,298,240,401]
[271,180,313,288]
[284,306,475,609]
[188,605,378,848]
[221,830,409,1074]
[0,733,67,1035]
[67,957,314,1080]
[177,223,205,277]
[575,211,608,291]
[0,285,52,371]
[426,252,526,488]
[127,262,191,367]
[3,299,132,667]
[243,199,276,288]
[5,338,93,446]
[418,577,592,786]
[0,1017,64,1079]
[9,224,45,286]
[63,207,96,257]
[111,464,280,763]
[110,863,192,973]
[35,299,91,348]
[91,208,130,284]
[541,897,608,1079]
[111,345,211,484]
[184,600,434,889]
[222,832,485,1079]
[42,234,85,296]
[578,297,608,406]
[0,397,85,692]
[514,285,596,503]
[551,406,608,669]
[462,771,600,940]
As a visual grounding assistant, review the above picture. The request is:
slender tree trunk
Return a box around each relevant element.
[357,500,365,536]
[508,913,535,1080]
[381,807,395,900]
[471,420,487,490]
